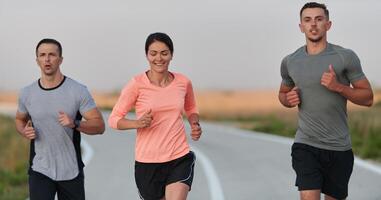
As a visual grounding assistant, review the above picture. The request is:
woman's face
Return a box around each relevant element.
[146,41,172,73]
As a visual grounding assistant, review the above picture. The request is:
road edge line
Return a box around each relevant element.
[191,145,225,200]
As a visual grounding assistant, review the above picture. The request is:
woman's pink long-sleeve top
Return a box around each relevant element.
[108,72,198,163]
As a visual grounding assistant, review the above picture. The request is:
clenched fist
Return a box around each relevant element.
[58,111,75,128]
[137,109,153,128]
[22,120,36,140]
[321,65,343,92]
[190,122,202,141]
[286,87,301,107]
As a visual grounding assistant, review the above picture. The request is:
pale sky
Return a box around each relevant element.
[0,0,380,91]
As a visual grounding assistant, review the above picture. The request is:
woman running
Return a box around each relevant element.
[108,32,202,200]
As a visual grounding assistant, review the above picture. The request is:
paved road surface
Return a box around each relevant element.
[83,113,381,199]
[0,108,379,199]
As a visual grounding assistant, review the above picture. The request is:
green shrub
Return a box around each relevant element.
[349,108,381,161]
[0,115,29,200]
[249,115,297,138]
[204,106,381,161]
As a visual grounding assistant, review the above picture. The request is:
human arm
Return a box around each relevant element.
[15,111,36,140]
[187,113,202,141]
[278,83,300,108]
[321,65,373,106]
[184,78,202,141]
[108,78,149,130]
[115,109,153,130]
[58,108,105,135]
[278,56,300,108]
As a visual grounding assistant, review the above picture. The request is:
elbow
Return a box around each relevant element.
[365,98,373,107]
[94,121,105,135]
[278,93,289,108]
[365,93,374,107]
[354,99,373,107]
[98,123,106,134]
[359,94,374,107]
[279,99,292,108]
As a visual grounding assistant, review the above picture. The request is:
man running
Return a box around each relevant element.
[279,2,373,200]
[15,38,105,200]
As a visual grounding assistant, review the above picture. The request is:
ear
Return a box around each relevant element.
[59,57,63,65]
[299,23,305,33]
[326,20,332,31]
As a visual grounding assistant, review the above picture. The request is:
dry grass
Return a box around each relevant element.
[93,89,380,116]
[196,90,284,116]
[0,115,29,200]
[1,89,380,117]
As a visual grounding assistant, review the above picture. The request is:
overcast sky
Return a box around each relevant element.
[1,0,380,91]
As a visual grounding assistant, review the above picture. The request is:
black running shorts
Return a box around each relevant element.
[29,169,85,200]
[135,151,196,200]
[291,143,354,199]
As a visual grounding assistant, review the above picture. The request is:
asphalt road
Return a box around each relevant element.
[83,113,381,200]
[0,108,379,199]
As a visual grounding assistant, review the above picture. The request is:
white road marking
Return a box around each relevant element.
[191,145,225,200]
[81,139,94,166]
[354,157,381,176]
[220,124,381,176]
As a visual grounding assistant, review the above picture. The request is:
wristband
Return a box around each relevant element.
[73,120,81,129]
[192,121,200,126]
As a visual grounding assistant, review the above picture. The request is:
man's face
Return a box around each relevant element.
[36,43,63,76]
[146,41,172,74]
[299,8,331,43]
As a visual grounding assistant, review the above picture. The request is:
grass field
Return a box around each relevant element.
[0,115,29,200]
[0,89,379,198]
[349,102,381,161]
[201,101,381,162]
[93,89,381,161]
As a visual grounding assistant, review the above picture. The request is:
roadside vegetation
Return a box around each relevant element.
[202,100,381,162]
[0,115,29,200]
[349,101,381,161]
[2,90,378,199]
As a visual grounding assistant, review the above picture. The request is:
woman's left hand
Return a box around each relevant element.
[190,122,202,141]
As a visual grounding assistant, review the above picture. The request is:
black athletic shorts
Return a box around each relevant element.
[291,143,354,199]
[135,151,196,200]
[29,169,85,200]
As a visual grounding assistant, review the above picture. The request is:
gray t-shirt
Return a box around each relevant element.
[18,76,96,181]
[281,43,365,151]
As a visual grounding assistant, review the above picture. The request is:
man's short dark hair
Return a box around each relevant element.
[300,2,329,20]
[36,38,62,57]
[145,32,174,55]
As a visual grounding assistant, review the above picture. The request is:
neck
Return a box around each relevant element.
[306,39,328,55]
[40,71,64,88]
[147,70,172,87]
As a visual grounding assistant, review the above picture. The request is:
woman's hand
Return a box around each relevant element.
[137,109,153,128]
[190,121,202,141]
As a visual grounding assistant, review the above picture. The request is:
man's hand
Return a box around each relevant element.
[286,87,301,107]
[22,120,36,140]
[190,121,202,141]
[58,111,75,128]
[137,109,153,128]
[321,65,343,92]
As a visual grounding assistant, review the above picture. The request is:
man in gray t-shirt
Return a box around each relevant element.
[15,38,105,200]
[278,2,373,200]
